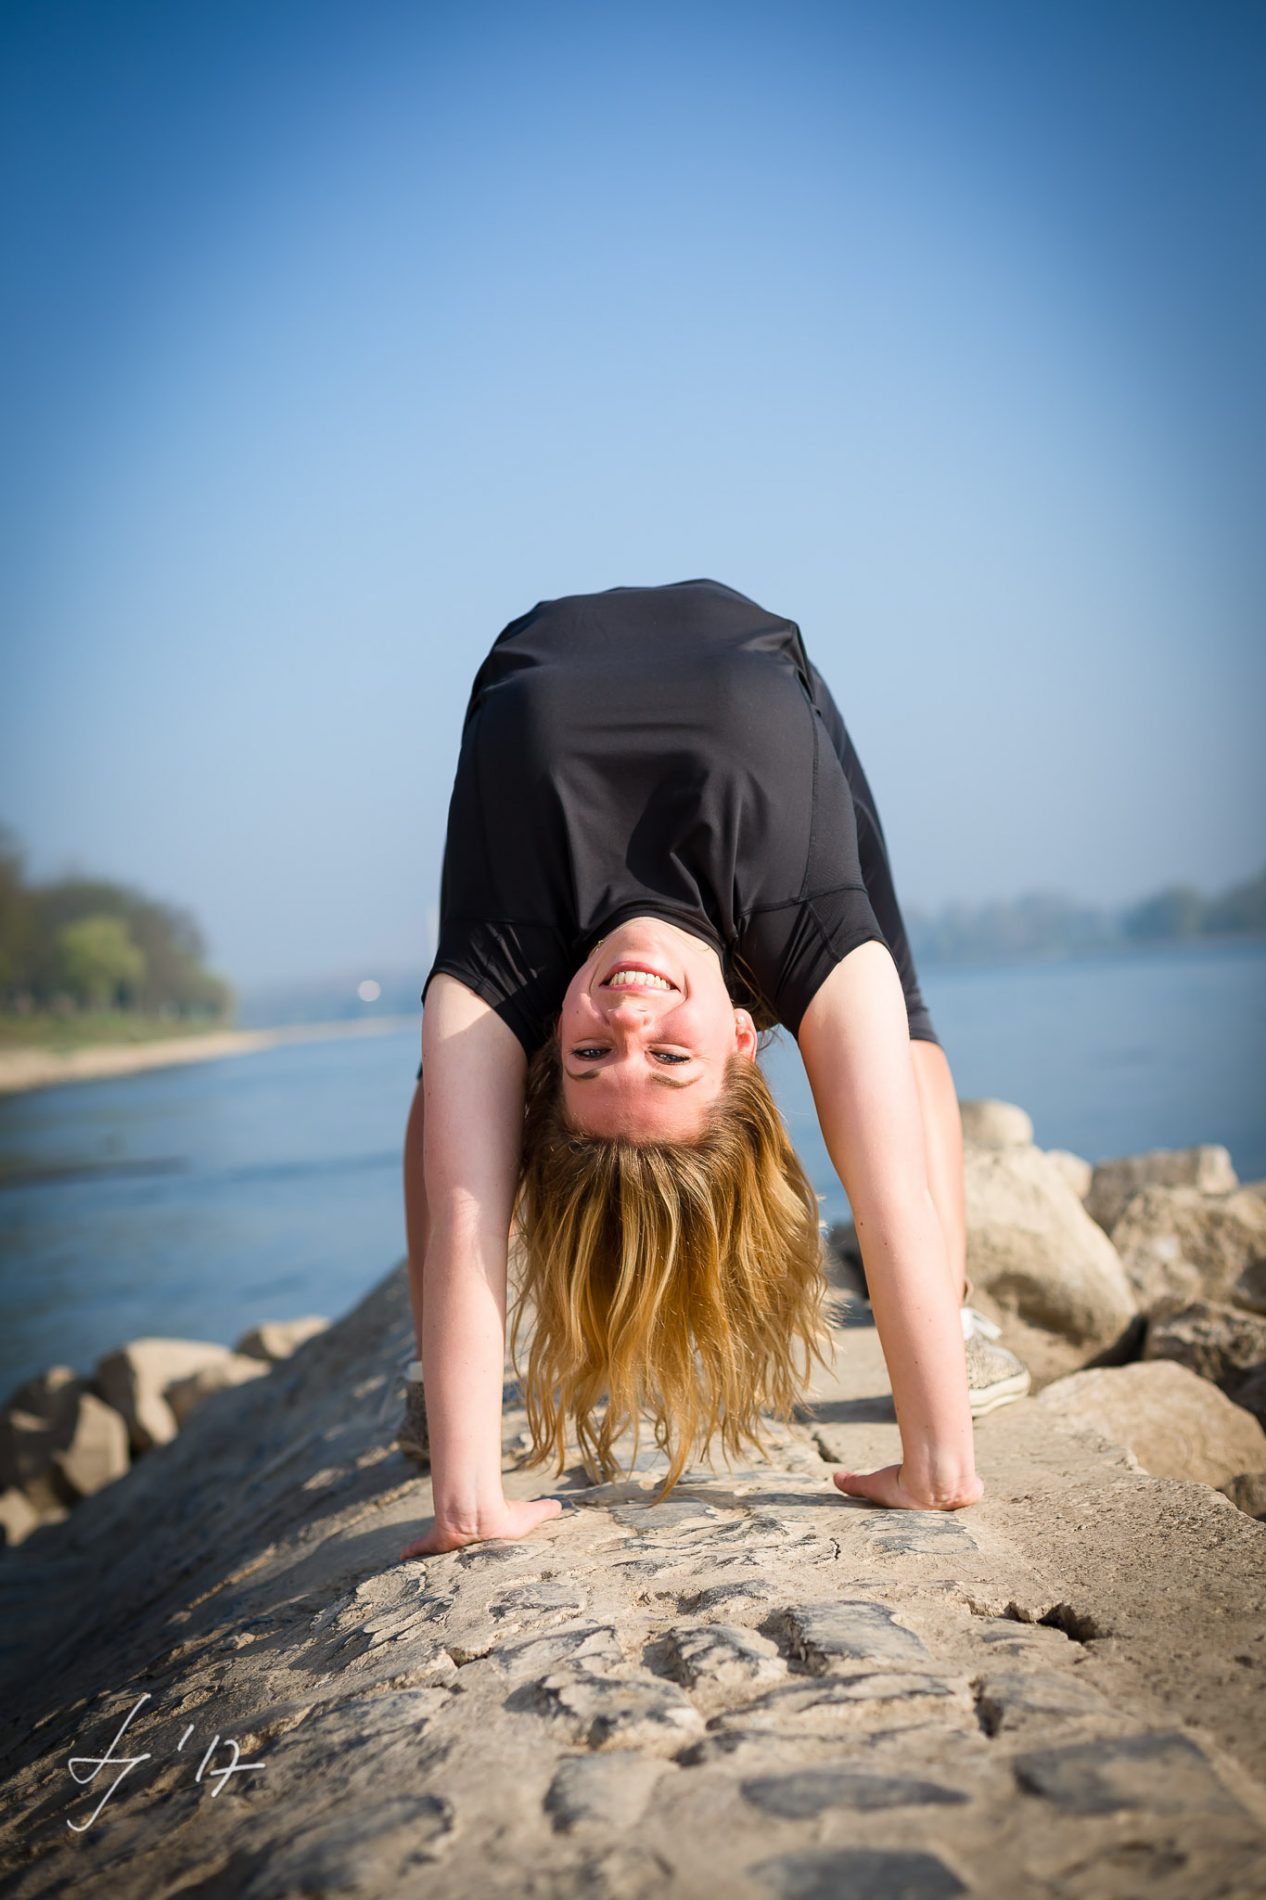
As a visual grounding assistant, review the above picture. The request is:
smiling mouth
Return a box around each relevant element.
[599,961,678,992]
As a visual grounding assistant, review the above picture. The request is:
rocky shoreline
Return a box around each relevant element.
[0,1319,330,1548]
[0,1014,418,1096]
[1,1098,1264,1897]
[827,1100,1266,1518]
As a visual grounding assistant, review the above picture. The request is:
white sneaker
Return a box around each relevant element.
[961,1304,1002,1342]
[961,1308,1031,1416]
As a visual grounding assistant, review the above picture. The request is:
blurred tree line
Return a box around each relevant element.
[0,825,231,1018]
[906,865,1266,965]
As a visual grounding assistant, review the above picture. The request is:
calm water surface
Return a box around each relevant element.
[2,940,1263,1395]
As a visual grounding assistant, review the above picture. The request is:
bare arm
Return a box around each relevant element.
[799,941,982,1510]
[399,975,562,1557]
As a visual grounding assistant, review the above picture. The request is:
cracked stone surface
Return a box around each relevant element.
[1,1261,1264,1899]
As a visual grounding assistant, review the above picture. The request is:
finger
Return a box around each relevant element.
[398,1525,455,1559]
[832,1468,893,1506]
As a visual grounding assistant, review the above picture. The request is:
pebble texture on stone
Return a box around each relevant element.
[1,1261,1264,1900]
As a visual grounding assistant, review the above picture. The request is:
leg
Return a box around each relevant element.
[404,1069,428,1360]
[806,662,938,1040]
[397,1063,432,1466]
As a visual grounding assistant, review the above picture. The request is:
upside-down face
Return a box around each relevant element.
[557,915,757,1141]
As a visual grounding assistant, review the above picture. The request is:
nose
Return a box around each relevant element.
[605,989,650,1013]
[601,992,655,1038]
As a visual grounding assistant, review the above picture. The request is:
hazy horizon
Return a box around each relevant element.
[4,1,1262,988]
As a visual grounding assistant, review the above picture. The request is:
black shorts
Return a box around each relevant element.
[806,661,940,1048]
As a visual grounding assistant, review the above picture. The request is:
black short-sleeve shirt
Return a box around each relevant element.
[421,578,889,1058]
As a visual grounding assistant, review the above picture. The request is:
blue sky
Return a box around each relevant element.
[2,0,1262,987]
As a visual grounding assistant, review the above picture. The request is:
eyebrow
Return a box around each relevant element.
[565,1067,701,1090]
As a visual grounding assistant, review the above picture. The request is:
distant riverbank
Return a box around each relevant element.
[0,1013,418,1096]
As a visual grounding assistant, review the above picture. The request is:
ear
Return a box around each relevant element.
[733,1007,759,1060]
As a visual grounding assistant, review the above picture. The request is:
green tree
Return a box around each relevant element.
[125,897,231,1014]
[0,824,35,1001]
[0,826,233,1020]
[27,877,230,1016]
[53,915,147,1009]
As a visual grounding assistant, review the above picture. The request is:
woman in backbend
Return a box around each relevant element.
[396,579,1029,1556]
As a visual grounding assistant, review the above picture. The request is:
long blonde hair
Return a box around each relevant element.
[509,1034,836,1499]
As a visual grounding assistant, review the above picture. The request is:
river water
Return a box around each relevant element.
[2,939,1263,1396]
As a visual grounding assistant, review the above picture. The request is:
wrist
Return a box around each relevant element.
[909,1483,983,1510]
[431,1485,508,1537]
[899,1456,982,1510]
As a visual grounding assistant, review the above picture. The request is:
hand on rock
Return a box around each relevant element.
[832,1465,984,1512]
[398,1495,564,1560]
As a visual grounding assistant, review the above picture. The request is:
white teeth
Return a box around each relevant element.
[606,969,672,989]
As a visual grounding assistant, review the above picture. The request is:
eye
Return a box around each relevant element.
[570,1048,691,1065]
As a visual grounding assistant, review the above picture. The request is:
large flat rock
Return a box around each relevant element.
[1,1266,1264,1899]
